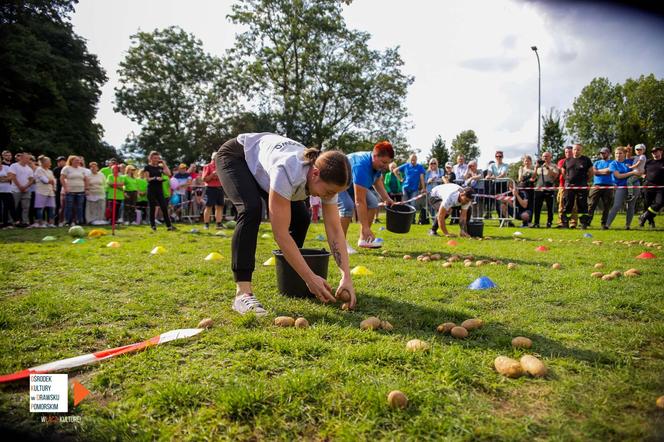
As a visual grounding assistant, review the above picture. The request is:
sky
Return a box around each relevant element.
[71,0,664,166]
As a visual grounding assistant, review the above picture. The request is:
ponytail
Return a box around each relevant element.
[303,147,322,164]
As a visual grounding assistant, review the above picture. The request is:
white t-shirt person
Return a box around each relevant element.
[237,132,337,204]
[430,183,472,210]
[8,162,34,193]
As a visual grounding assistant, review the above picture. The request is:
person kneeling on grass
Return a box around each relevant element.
[500,181,531,227]
[215,133,355,316]
[428,183,474,237]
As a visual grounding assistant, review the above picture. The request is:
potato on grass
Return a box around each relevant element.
[594,263,604,269]
[336,289,351,303]
[520,355,548,377]
[602,274,616,281]
[294,317,309,328]
[197,318,214,329]
[436,322,456,334]
[461,318,483,331]
[442,262,453,268]
[360,317,381,330]
[511,336,533,349]
[406,339,430,352]
[551,263,561,270]
[610,270,622,278]
[494,356,523,378]
[387,390,408,409]
[381,320,394,331]
[591,272,604,278]
[450,326,468,339]
[341,302,352,311]
[656,396,664,409]
[507,262,517,270]
[403,255,412,260]
[274,316,295,327]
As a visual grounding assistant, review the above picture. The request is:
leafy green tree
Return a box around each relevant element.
[115,26,234,164]
[565,77,622,151]
[226,0,413,152]
[618,74,664,149]
[450,130,480,161]
[541,107,566,160]
[0,0,115,161]
[427,135,449,166]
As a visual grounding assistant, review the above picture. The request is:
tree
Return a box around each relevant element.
[541,107,566,160]
[618,74,664,149]
[115,26,234,164]
[427,135,449,166]
[226,0,413,152]
[0,0,115,162]
[565,77,622,151]
[450,130,480,161]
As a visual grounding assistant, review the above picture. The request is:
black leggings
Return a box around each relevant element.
[148,189,172,228]
[216,138,310,282]
[563,189,590,225]
[533,190,555,225]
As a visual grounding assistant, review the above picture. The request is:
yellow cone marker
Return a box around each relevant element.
[263,256,276,266]
[350,265,373,276]
[88,229,107,238]
[204,252,223,261]
[151,246,166,255]
[106,241,121,248]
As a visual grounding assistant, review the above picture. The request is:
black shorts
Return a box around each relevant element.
[205,187,224,207]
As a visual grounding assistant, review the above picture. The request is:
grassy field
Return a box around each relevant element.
[1,218,663,441]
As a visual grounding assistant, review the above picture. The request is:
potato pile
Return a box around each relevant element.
[592,268,641,280]
[494,355,547,378]
[436,318,483,339]
[359,316,393,331]
[274,316,310,328]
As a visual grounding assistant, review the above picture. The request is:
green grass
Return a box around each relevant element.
[1,218,663,441]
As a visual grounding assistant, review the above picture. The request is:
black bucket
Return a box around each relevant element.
[385,204,416,234]
[273,248,330,297]
[467,220,484,238]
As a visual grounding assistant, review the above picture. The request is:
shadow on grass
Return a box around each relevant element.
[290,292,614,366]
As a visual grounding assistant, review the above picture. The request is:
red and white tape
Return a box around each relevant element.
[0,328,203,383]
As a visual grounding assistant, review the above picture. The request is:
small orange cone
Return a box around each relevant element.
[73,381,90,406]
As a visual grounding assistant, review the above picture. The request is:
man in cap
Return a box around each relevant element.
[587,147,615,229]
[639,146,664,228]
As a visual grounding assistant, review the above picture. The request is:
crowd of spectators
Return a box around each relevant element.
[0,150,231,230]
[375,143,663,231]
[1,141,661,233]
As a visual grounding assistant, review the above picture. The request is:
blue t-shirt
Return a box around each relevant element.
[593,159,614,186]
[609,160,630,186]
[348,151,382,189]
[398,163,426,192]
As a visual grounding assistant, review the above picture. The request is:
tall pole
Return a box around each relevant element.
[531,46,541,158]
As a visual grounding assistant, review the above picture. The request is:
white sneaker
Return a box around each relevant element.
[232,293,267,316]
[27,223,40,229]
[117,218,124,223]
[346,243,357,254]
[47,224,56,228]
[358,238,382,249]
[130,221,139,225]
